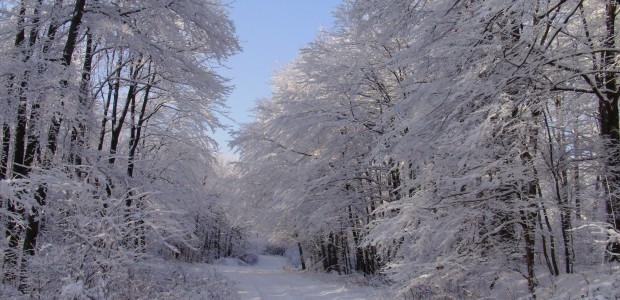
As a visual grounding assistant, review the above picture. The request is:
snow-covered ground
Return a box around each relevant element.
[215,255,388,300]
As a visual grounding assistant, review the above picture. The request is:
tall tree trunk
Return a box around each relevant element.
[536,204,558,276]
[127,68,154,182]
[521,148,539,296]
[543,106,574,273]
[98,49,123,152]
[521,208,537,296]
[514,104,541,295]
[109,57,143,165]
[539,200,560,276]
[4,0,32,284]
[45,0,87,159]
[125,70,154,250]
[69,31,94,169]
[16,1,88,291]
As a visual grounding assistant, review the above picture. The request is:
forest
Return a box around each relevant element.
[0,0,619,299]
[230,0,620,298]
[0,0,248,298]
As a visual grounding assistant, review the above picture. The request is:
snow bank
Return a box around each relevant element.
[216,257,249,267]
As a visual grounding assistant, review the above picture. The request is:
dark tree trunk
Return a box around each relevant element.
[45,0,87,160]
[543,107,574,274]
[127,68,154,182]
[388,158,401,201]
[21,186,46,257]
[320,240,329,271]
[326,232,339,274]
[538,202,560,276]
[69,31,94,168]
[124,64,153,251]
[520,118,541,295]
[298,241,306,270]
[521,209,537,296]
[4,0,30,284]
[16,2,88,292]
[341,235,351,274]
[0,124,9,179]
[98,50,122,152]
[109,58,143,165]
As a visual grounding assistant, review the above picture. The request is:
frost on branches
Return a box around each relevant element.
[232,0,620,298]
[0,0,248,298]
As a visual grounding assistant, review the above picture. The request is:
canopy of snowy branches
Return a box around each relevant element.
[2,0,620,298]
[231,0,620,298]
[0,0,253,297]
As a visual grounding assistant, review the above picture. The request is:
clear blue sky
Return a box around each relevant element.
[215,0,341,155]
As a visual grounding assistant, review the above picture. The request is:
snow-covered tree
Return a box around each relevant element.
[232,0,620,298]
[0,0,244,296]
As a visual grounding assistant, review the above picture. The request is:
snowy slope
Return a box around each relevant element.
[215,255,385,300]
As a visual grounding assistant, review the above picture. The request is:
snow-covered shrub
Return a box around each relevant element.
[264,244,287,256]
[240,252,259,265]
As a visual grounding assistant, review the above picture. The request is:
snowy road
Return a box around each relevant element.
[215,255,377,300]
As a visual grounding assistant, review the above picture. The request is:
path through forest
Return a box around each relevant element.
[215,255,379,300]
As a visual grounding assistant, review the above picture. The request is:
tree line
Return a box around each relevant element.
[0,0,247,297]
[232,0,620,298]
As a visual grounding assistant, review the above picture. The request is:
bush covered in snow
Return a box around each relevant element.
[241,252,260,265]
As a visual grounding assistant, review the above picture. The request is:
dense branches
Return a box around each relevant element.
[232,0,620,298]
[0,0,244,296]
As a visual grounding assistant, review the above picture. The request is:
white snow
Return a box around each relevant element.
[60,280,85,299]
[215,255,383,300]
